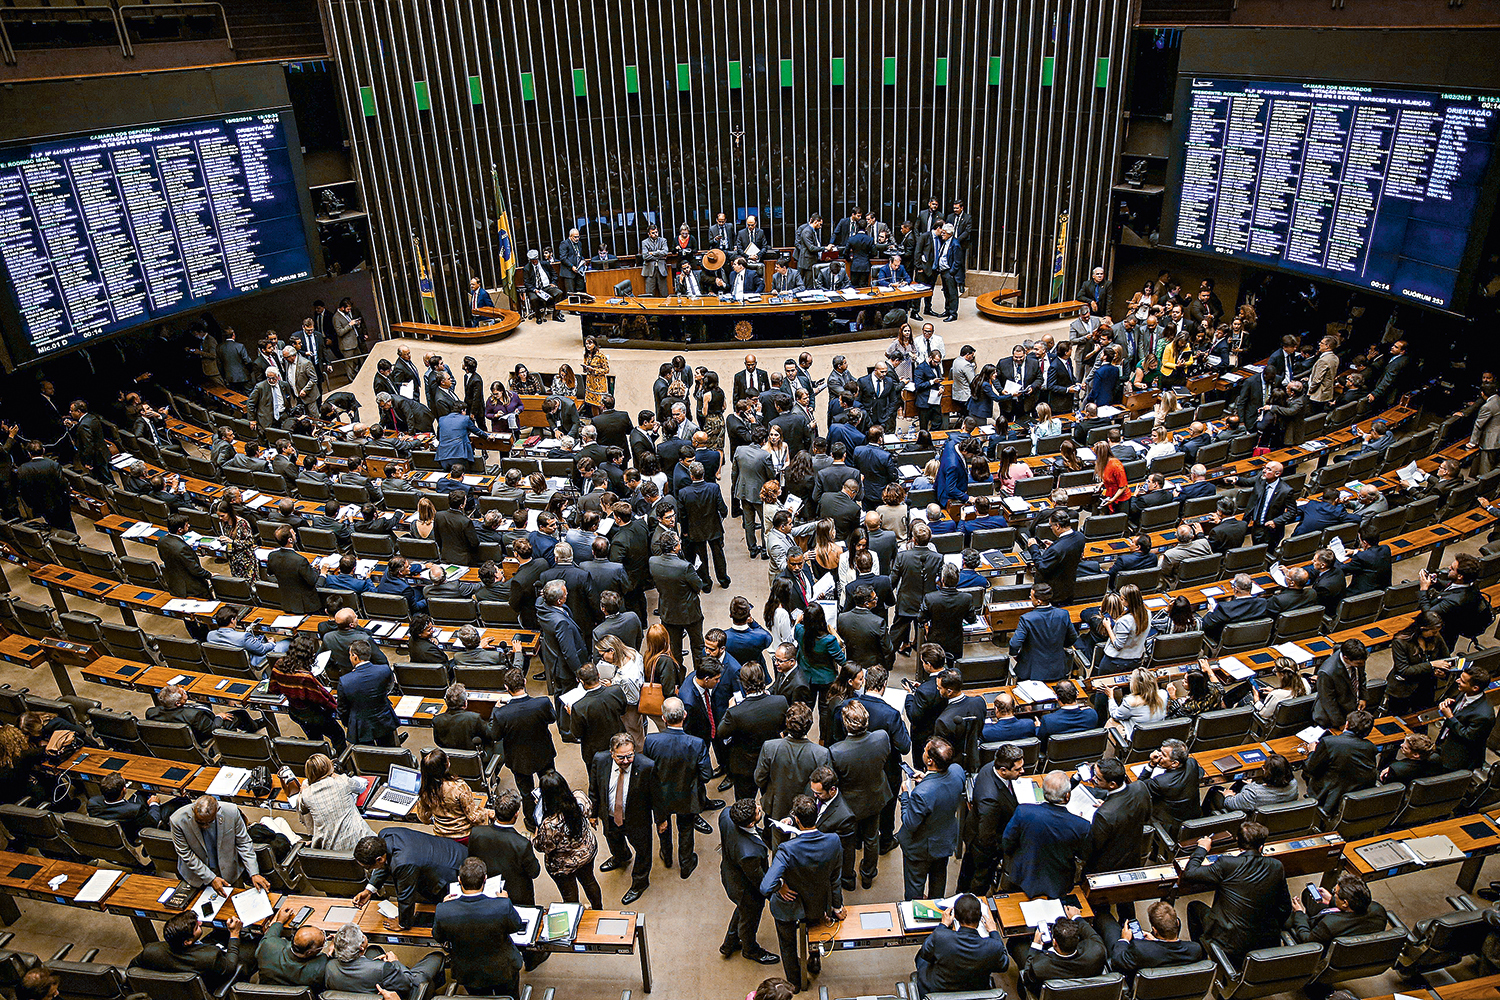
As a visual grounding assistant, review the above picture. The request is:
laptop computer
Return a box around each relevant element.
[367,765,421,815]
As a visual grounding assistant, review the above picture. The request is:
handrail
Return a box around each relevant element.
[116,1,233,53]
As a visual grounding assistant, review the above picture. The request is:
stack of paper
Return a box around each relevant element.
[1295,726,1327,745]
[448,874,507,898]
[1003,497,1032,514]
[1019,898,1066,931]
[395,695,427,718]
[1273,642,1314,664]
[1328,537,1348,563]
[1406,835,1463,863]
[206,767,252,797]
[122,521,158,540]
[1015,680,1056,704]
[1011,778,1045,804]
[74,869,123,903]
[1066,784,1100,822]
[271,615,306,629]
[541,902,583,941]
[1216,657,1255,680]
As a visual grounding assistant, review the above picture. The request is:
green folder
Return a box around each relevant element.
[913,901,943,922]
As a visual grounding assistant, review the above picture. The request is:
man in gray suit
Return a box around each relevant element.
[640,224,672,296]
[734,425,776,558]
[830,700,895,889]
[754,702,831,849]
[795,214,829,288]
[325,922,445,999]
[169,796,269,894]
[248,366,294,434]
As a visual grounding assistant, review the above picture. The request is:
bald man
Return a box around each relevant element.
[170,796,268,894]
[1246,461,1294,547]
[257,904,330,987]
[320,606,389,677]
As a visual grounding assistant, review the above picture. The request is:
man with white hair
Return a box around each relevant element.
[557,228,586,295]
[282,343,318,406]
[1000,771,1091,898]
[147,683,246,745]
[248,365,291,433]
[670,401,700,440]
[324,922,445,998]
[1077,265,1111,315]
[932,223,962,322]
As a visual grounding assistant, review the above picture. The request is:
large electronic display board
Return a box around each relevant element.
[1163,77,1500,311]
[0,110,315,365]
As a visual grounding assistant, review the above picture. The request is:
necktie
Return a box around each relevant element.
[1261,484,1275,521]
[613,765,627,826]
[704,693,716,739]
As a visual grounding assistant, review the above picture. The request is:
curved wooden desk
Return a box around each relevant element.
[390,311,522,342]
[976,289,1083,322]
[556,285,928,345]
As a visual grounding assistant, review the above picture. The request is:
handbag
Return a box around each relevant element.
[637,655,665,716]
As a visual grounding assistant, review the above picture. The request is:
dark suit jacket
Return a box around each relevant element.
[369,827,467,929]
[1022,923,1107,993]
[815,791,857,839]
[966,763,1020,863]
[1268,587,1319,614]
[649,552,704,626]
[432,893,523,989]
[1145,760,1203,836]
[1109,551,1158,589]
[337,662,399,745]
[1343,545,1392,596]
[1439,694,1496,770]
[1009,605,1077,682]
[933,695,986,774]
[435,509,480,565]
[829,731,893,819]
[906,677,946,765]
[132,940,240,991]
[816,491,862,540]
[1036,705,1099,747]
[1311,650,1364,730]
[837,607,893,670]
[157,533,212,598]
[267,547,321,613]
[734,368,772,403]
[916,924,1010,994]
[899,764,966,861]
[1305,732,1378,816]
[466,823,540,906]
[89,793,159,842]
[1031,531,1086,605]
[1002,802,1091,897]
[1087,780,1153,874]
[921,587,977,660]
[588,751,662,834]
[1108,936,1206,978]
[677,480,728,541]
[1247,478,1295,532]
[720,810,770,909]
[433,709,494,755]
[571,685,631,767]
[487,694,556,775]
[892,547,944,617]
[643,728,712,815]
[719,693,790,778]
[1201,595,1270,643]
[609,518,651,594]
[1180,845,1291,960]
[761,828,843,924]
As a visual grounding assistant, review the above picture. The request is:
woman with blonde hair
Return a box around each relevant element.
[912,459,940,492]
[1030,401,1062,444]
[1152,389,1181,429]
[1251,658,1310,721]
[285,753,374,850]
[1145,425,1180,463]
[411,496,437,538]
[878,483,909,538]
[1100,584,1150,670]
[415,747,492,840]
[595,634,645,744]
[1105,667,1167,744]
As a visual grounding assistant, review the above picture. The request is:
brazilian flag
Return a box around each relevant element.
[492,165,517,307]
[413,234,438,321]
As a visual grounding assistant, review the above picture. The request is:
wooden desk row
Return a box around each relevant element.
[1343,808,1500,894]
[0,848,652,990]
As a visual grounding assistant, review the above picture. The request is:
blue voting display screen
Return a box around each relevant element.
[0,110,313,363]
[1166,77,1500,310]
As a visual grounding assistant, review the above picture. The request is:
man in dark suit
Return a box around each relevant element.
[157,513,213,599]
[828,701,893,889]
[488,669,556,825]
[1437,664,1495,771]
[808,766,859,880]
[608,503,652,625]
[1205,501,1249,553]
[920,564,978,664]
[1310,548,1346,619]
[1084,757,1153,886]
[719,797,780,964]
[858,361,903,430]
[1311,639,1367,731]
[432,857,523,999]
[853,426,899,511]
[892,523,945,654]
[905,645,948,767]
[1235,369,1269,428]
[1009,584,1077,683]
[1289,872,1388,948]
[1017,912,1107,1000]
[734,354,772,403]
[931,669,986,775]
[1144,739,1202,840]
[718,664,790,802]
[508,540,549,633]
[1127,473,1175,527]
[838,584,894,670]
[1267,566,1319,614]
[353,827,467,930]
[65,398,112,483]
[1305,711,1378,817]
[570,663,631,769]
[1418,552,1488,649]
[1201,574,1270,643]
[434,491,480,565]
[88,773,169,843]
[539,543,595,639]
[760,794,845,991]
[337,641,399,747]
[590,733,663,905]
[817,477,863,542]
[1001,770,1091,898]
[898,737,966,900]
[1245,461,1295,548]
[643,697,713,877]
[1181,820,1291,964]
[1026,510,1085,605]
[466,791,540,906]
[1035,681,1099,749]
[915,893,1010,995]
[1108,535,1158,590]
[1342,525,1393,597]
[266,525,322,614]
[677,460,731,590]
[957,744,1023,896]
[650,529,706,670]
[131,911,250,990]
[1106,901,1205,980]
[17,442,74,531]
[432,683,493,757]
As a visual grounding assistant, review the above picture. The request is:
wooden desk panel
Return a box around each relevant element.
[57,748,200,792]
[1343,813,1500,881]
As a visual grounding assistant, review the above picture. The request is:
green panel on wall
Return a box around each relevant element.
[359,85,376,116]
[934,57,948,86]
[728,60,742,88]
[519,72,535,101]
[779,58,793,87]
[883,56,896,85]
[573,68,588,97]
[1095,56,1110,88]
[1042,56,1054,86]
[412,80,430,111]
[467,75,483,104]
[677,63,692,91]
[624,65,639,94]
[989,56,1002,85]
[831,57,845,86]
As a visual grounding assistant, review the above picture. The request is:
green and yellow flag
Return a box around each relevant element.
[1050,212,1069,302]
[492,164,517,306]
[413,234,438,321]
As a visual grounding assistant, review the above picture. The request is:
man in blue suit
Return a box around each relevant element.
[205,606,288,670]
[1292,488,1360,539]
[432,857,522,998]
[466,278,494,327]
[374,555,427,614]
[760,795,845,991]
[853,426,900,511]
[914,349,946,432]
[1000,771,1091,898]
[915,894,1010,996]
[981,694,1036,742]
[436,410,480,468]
[874,253,911,287]
[961,496,1011,545]
[1035,681,1100,749]
[353,827,467,930]
[1174,464,1216,513]
[898,736,966,900]
[828,666,911,854]
[1026,510,1085,605]
[1009,583,1077,682]
[1107,536,1158,590]
[643,697,714,877]
[337,640,399,747]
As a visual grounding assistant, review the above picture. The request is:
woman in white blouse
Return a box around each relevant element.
[764,424,790,477]
[1099,585,1150,670]
[1105,667,1168,744]
[595,634,645,745]
[1144,426,1180,463]
[1030,402,1063,445]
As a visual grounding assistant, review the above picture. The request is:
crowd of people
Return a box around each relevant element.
[1,264,1499,1000]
